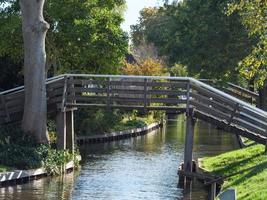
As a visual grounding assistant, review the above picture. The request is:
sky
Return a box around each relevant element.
[121,0,164,33]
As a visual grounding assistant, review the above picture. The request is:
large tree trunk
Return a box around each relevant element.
[20,0,50,143]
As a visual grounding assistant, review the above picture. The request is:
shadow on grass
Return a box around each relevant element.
[228,160,267,187]
[214,152,264,175]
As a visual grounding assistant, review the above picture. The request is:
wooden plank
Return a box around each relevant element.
[48,96,64,105]
[148,98,186,104]
[69,87,107,94]
[110,89,145,95]
[193,110,267,145]
[147,81,187,88]
[0,104,23,117]
[47,87,65,97]
[110,80,146,87]
[191,84,237,107]
[226,83,259,99]
[232,118,267,136]
[190,99,231,122]
[66,102,186,112]
[190,91,234,115]
[147,90,187,96]
[239,106,267,123]
[71,79,108,86]
[222,88,253,103]
[72,95,107,103]
[5,91,24,101]
[238,111,267,130]
[46,79,64,90]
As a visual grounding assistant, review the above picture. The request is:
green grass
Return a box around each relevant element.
[111,115,156,132]
[201,144,267,200]
[0,164,13,172]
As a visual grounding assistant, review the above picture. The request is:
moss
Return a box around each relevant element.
[201,144,267,200]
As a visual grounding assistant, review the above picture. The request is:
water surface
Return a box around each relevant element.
[0,116,238,200]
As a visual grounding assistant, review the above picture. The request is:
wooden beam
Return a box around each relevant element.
[183,112,195,183]
[66,110,74,153]
[56,111,66,150]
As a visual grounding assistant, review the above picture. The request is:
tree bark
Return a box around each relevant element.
[20,0,50,143]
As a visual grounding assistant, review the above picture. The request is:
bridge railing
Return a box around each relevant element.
[0,74,266,144]
[200,79,259,105]
[63,74,267,143]
[0,75,65,124]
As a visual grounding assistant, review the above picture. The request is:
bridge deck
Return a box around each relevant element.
[0,74,266,145]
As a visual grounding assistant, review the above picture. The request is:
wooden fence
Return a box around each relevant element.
[0,74,266,145]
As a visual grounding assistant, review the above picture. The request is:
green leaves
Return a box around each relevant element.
[0,0,128,75]
[131,0,254,84]
[228,0,267,87]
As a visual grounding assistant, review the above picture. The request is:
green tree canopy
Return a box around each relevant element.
[228,0,267,87]
[0,0,128,75]
[131,0,254,82]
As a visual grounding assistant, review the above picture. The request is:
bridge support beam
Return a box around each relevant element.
[56,109,75,153]
[183,112,195,185]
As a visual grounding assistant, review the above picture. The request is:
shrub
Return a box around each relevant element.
[0,123,79,174]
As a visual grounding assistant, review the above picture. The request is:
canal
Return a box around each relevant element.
[0,116,238,200]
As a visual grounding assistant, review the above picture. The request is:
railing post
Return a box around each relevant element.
[66,109,75,154]
[183,109,195,185]
[144,78,148,113]
[56,111,66,150]
[186,80,191,115]
[107,77,111,112]
[57,75,74,151]
[0,95,10,123]
[61,75,68,112]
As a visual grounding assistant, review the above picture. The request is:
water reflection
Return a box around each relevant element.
[0,172,78,200]
[0,115,238,200]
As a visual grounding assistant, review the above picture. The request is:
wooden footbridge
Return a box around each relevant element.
[0,74,266,177]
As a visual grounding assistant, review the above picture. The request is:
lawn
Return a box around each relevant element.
[201,144,267,200]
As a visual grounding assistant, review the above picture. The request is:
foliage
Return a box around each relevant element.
[202,144,267,200]
[131,0,254,82]
[169,63,188,77]
[76,108,160,136]
[228,0,267,88]
[76,108,123,135]
[122,58,166,76]
[0,123,78,174]
[0,0,128,74]
[0,56,23,91]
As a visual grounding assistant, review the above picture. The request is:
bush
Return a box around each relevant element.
[0,123,78,174]
[76,108,123,135]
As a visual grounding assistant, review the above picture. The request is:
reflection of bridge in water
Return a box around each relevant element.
[0,74,266,179]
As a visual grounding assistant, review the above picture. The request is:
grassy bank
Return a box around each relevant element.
[201,144,267,200]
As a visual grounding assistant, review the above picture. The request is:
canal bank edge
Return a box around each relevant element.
[76,120,165,144]
[0,155,81,187]
[0,120,164,187]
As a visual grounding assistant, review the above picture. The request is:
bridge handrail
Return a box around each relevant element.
[64,74,267,118]
[0,75,65,96]
[199,79,259,97]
